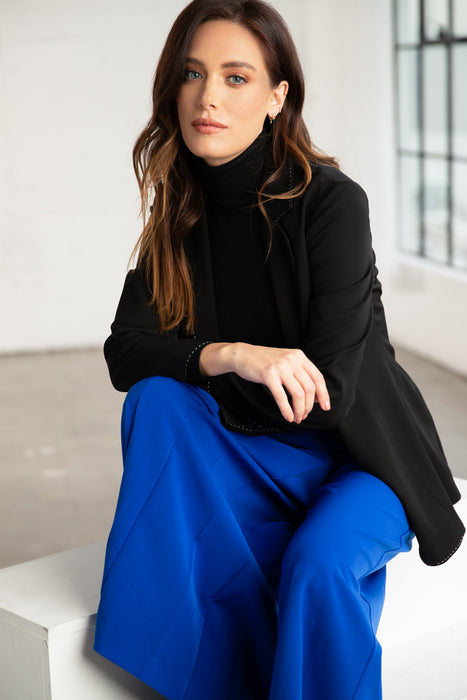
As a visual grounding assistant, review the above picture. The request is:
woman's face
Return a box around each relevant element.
[176,20,288,167]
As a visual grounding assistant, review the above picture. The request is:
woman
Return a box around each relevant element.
[94,1,464,698]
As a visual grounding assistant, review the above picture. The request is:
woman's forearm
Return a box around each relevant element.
[199,342,241,377]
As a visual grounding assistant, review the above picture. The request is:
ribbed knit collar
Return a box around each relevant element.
[189,129,270,209]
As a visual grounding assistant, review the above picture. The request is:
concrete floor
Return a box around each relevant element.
[0,345,466,570]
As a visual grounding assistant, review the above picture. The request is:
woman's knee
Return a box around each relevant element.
[280,470,413,587]
[321,468,412,544]
[279,519,343,598]
[126,375,185,406]
[124,376,207,420]
[122,376,213,451]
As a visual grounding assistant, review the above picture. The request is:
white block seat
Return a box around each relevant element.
[0,542,164,700]
[380,478,467,699]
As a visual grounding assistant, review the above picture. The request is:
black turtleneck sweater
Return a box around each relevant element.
[190,132,284,348]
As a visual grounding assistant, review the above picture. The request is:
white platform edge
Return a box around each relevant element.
[0,541,106,641]
[379,477,467,649]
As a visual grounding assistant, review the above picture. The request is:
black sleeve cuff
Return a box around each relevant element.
[184,340,214,383]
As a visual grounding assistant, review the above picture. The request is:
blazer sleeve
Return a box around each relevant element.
[300,179,374,428]
[103,268,212,391]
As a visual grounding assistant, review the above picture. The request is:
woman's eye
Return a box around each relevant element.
[228,75,246,85]
[184,69,202,80]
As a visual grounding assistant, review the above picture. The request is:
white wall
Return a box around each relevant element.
[1,0,466,376]
[303,0,467,377]
[0,0,189,352]
[304,0,397,259]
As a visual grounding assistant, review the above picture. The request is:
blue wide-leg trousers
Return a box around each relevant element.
[94,377,413,700]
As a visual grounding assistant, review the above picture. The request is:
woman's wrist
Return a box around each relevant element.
[199,342,244,377]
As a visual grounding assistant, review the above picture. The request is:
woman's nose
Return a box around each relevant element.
[199,79,219,110]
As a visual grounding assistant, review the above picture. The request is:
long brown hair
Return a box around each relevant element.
[133,0,339,334]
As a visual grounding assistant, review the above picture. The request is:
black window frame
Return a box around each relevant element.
[393,0,467,269]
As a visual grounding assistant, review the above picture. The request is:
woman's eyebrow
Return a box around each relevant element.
[186,56,257,72]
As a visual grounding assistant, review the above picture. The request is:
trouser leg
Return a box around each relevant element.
[95,377,334,700]
[96,377,279,699]
[269,467,414,700]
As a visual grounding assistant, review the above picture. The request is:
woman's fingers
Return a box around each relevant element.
[292,367,317,420]
[225,343,331,422]
[285,375,308,423]
[267,377,295,423]
[267,369,315,423]
[267,358,330,423]
[273,350,330,421]
[303,362,330,412]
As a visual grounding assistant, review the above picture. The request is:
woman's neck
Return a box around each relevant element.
[189,129,270,209]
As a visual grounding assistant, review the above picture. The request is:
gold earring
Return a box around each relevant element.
[269,108,282,125]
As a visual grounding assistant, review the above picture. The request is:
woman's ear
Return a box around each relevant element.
[268,80,288,122]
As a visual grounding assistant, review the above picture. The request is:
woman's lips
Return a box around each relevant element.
[191,118,227,134]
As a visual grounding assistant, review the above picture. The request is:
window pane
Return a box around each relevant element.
[424,158,449,263]
[424,0,450,40]
[398,49,420,151]
[453,0,467,36]
[423,46,448,154]
[396,0,420,44]
[399,156,421,253]
[453,45,467,157]
[453,162,467,269]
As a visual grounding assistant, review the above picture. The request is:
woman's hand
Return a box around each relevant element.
[199,342,330,424]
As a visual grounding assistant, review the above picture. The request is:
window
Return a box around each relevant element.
[394,0,467,270]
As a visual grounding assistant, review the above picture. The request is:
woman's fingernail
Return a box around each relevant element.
[324,401,330,411]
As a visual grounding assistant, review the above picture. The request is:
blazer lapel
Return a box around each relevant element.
[262,158,304,348]
[262,217,303,348]
[183,212,221,341]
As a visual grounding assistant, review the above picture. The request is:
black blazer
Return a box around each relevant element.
[104,156,464,567]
